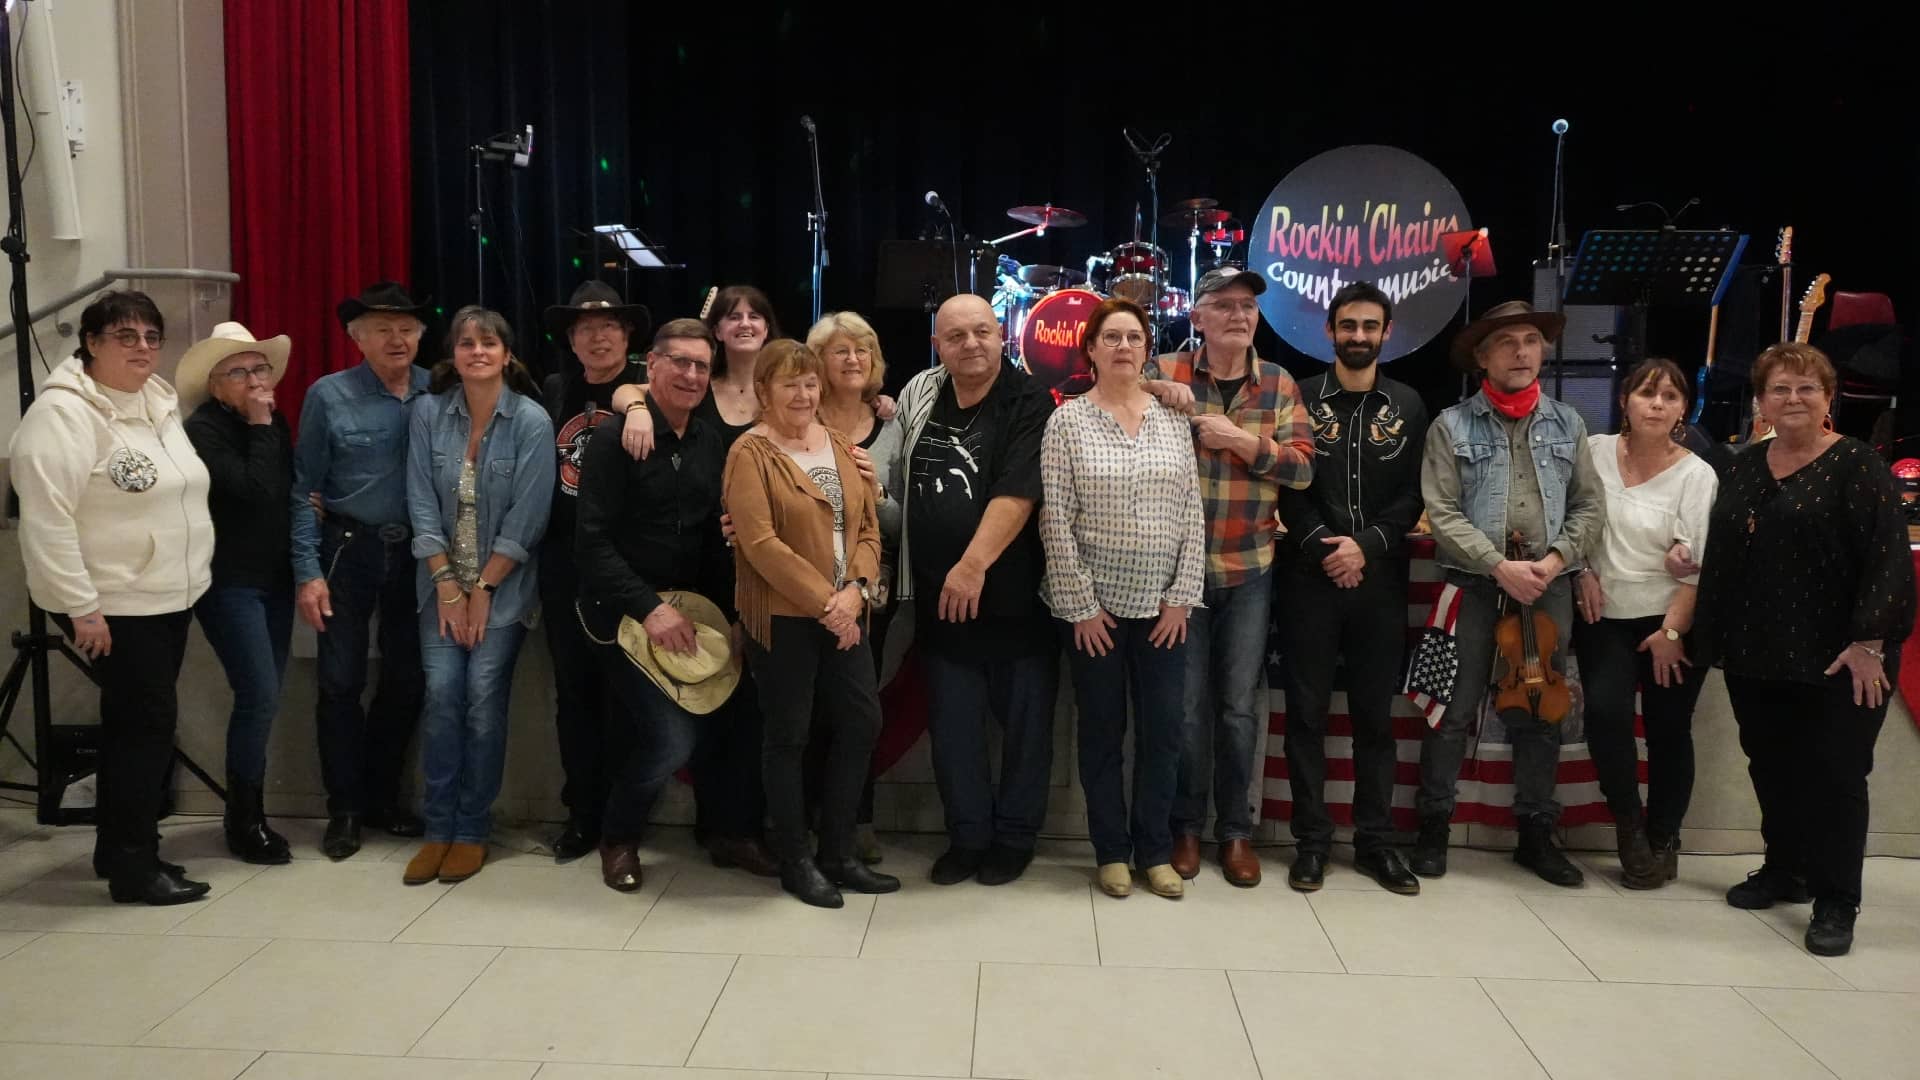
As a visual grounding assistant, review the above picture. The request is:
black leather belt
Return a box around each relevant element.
[332,513,410,545]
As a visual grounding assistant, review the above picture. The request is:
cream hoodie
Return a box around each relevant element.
[10,356,213,617]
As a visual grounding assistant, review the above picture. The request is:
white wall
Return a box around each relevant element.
[2,0,130,451]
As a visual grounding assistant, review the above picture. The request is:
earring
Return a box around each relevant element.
[1671,419,1687,441]
[1823,412,1835,434]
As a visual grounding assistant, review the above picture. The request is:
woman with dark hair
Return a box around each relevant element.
[1696,342,1914,957]
[620,285,778,459]
[1040,297,1206,900]
[400,306,555,885]
[1572,358,1718,889]
[9,290,216,904]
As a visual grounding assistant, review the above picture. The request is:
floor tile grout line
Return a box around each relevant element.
[1729,985,1845,1080]
[402,943,508,1058]
[1514,892,1603,983]
[679,952,741,1067]
[855,879,881,958]
[127,933,275,1047]
[1472,976,1555,1079]
[1300,892,1348,974]
[968,959,982,1078]
[1223,969,1268,1080]
[1742,908,1865,990]
[1086,882,1104,967]
[230,1049,269,1078]
[617,866,679,951]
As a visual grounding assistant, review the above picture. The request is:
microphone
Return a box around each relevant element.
[1552,118,1569,135]
[514,124,533,168]
[799,114,816,136]
[924,190,950,217]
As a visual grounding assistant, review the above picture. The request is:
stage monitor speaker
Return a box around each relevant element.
[1548,361,1618,434]
[1535,262,1622,362]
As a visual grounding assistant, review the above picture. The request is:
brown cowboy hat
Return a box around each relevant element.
[543,280,651,341]
[1450,301,1566,370]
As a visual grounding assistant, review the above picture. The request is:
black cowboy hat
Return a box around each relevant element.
[335,281,432,329]
[1450,300,1566,371]
[543,280,652,341]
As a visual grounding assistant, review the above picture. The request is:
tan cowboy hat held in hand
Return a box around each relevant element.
[1449,300,1566,371]
[613,591,741,716]
[175,321,292,413]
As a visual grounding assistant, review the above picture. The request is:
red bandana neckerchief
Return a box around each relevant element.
[1482,378,1540,420]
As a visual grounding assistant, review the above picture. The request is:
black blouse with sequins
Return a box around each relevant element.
[1697,437,1916,684]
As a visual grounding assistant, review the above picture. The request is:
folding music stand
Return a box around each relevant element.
[1563,229,1748,372]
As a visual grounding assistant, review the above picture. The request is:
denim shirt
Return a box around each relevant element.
[405,387,556,627]
[1423,390,1604,574]
[289,362,430,583]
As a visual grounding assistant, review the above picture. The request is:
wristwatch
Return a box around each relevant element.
[854,578,871,604]
[478,579,499,595]
[1661,627,1681,641]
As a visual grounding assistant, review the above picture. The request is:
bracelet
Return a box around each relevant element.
[1854,643,1886,660]
[625,401,647,414]
[438,591,466,605]
[430,567,458,584]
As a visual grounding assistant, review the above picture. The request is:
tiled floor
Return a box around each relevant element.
[0,811,1916,1080]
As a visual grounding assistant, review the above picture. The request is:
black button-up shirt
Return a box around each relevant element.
[1279,369,1430,562]
[574,395,733,637]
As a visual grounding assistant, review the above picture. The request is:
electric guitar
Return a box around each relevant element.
[1794,273,1831,344]
[1696,227,1789,424]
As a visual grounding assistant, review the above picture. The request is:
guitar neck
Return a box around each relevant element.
[1794,309,1817,344]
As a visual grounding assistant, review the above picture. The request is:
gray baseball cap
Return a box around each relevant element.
[1192,265,1267,302]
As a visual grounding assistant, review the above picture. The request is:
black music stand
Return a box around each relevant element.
[1563,229,1748,372]
[876,240,997,365]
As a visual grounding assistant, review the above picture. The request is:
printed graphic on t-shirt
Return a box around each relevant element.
[911,415,985,504]
[554,401,603,496]
[809,464,846,582]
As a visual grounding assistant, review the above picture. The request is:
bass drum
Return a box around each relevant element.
[1016,288,1102,390]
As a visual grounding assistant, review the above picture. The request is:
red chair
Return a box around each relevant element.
[1829,290,1896,331]
[1822,291,1900,411]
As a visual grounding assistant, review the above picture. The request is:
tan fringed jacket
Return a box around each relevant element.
[723,427,882,649]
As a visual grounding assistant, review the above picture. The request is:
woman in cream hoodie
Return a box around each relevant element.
[10,290,215,906]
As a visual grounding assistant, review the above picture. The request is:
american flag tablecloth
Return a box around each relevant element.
[1258,537,1623,830]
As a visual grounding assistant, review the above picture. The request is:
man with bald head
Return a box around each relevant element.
[891,293,1058,886]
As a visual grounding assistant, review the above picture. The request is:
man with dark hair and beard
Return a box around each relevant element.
[1276,281,1430,894]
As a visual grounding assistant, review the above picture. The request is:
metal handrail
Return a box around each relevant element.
[0,267,242,342]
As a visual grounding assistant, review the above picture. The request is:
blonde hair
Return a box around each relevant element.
[806,311,887,405]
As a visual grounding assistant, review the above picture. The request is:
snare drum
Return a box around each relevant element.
[1016,288,1101,389]
[1105,242,1166,308]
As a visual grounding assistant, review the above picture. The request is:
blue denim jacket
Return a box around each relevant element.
[405,387,556,627]
[1431,391,1595,573]
[289,363,430,582]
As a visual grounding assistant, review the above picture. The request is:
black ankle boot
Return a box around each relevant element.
[224,774,291,865]
[1614,810,1660,890]
[1514,816,1585,887]
[817,855,901,894]
[1805,899,1858,956]
[93,838,183,880]
[780,858,844,909]
[1409,816,1451,877]
[108,864,210,906]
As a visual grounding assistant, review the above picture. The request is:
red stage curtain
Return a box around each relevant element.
[224,0,411,435]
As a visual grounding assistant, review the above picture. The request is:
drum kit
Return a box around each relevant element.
[987,198,1247,387]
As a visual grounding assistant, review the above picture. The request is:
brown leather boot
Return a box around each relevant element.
[1615,812,1661,890]
[1170,834,1201,880]
[707,835,781,877]
[438,842,486,883]
[1219,839,1262,887]
[599,842,643,893]
[402,842,449,886]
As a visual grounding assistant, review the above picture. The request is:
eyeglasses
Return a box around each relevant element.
[217,363,275,383]
[654,353,712,375]
[1201,299,1260,316]
[1097,330,1148,348]
[1764,383,1825,400]
[102,328,164,350]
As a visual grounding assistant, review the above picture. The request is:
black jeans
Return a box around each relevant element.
[1065,616,1187,868]
[1572,614,1706,837]
[544,564,628,831]
[747,616,882,863]
[313,517,423,816]
[56,610,191,878]
[1725,668,1895,907]
[1280,559,1407,856]
[804,607,894,826]
[921,642,1060,852]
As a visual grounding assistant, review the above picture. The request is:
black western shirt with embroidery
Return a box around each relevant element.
[1279,369,1430,564]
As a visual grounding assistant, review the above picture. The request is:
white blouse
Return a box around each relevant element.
[1588,433,1718,620]
[1040,393,1206,622]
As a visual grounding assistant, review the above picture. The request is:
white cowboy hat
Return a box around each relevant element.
[176,321,291,413]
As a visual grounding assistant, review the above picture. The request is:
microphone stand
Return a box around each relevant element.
[803,118,827,325]
[1124,129,1171,340]
[1546,123,1569,398]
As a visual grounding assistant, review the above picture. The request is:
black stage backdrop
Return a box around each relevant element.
[410,7,1914,430]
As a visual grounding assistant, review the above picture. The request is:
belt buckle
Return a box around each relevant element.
[378,523,408,544]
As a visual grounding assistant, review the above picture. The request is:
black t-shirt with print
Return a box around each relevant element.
[543,362,644,576]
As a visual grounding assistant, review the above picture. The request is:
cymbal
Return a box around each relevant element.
[1167,197,1219,213]
[1162,206,1230,229]
[1006,204,1088,228]
[1017,264,1086,289]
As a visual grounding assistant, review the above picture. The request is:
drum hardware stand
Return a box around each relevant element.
[802,114,827,324]
[1123,128,1171,340]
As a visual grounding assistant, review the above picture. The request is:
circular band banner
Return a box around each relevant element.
[1252,145,1471,363]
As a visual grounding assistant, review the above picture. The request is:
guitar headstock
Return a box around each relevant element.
[1800,273,1831,316]
[1775,226,1793,266]
[697,286,720,321]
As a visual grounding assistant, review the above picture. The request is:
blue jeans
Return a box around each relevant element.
[194,585,293,786]
[921,646,1059,851]
[314,517,424,815]
[417,609,528,844]
[1171,567,1271,842]
[1066,616,1188,867]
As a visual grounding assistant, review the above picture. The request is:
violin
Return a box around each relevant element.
[1491,531,1571,725]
